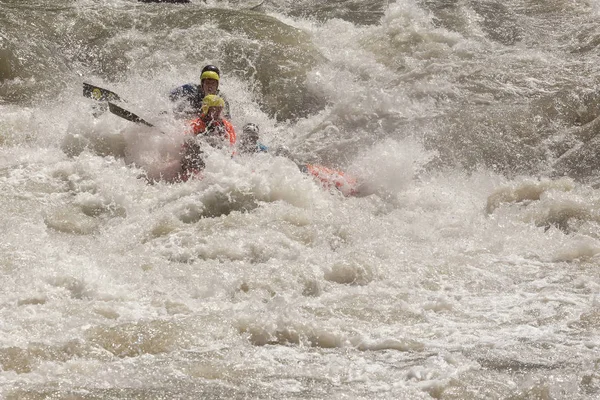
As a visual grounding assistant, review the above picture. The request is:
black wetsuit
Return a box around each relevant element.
[169,83,231,120]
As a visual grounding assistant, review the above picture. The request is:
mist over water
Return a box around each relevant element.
[2,0,600,399]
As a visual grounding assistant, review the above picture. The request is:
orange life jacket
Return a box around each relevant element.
[189,116,236,145]
[179,115,236,182]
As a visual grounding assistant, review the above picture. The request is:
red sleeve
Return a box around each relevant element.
[223,120,236,145]
[189,119,206,136]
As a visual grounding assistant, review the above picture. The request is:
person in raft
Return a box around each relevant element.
[179,95,236,180]
[235,123,358,196]
[169,64,232,120]
[237,123,269,154]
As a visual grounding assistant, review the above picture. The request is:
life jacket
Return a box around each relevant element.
[189,116,236,146]
[178,115,237,182]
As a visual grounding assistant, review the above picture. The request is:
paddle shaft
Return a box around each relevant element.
[108,102,154,127]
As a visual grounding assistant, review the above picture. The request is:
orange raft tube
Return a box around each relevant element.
[181,164,358,196]
[302,164,358,196]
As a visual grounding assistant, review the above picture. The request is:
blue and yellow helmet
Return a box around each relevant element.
[200,70,220,82]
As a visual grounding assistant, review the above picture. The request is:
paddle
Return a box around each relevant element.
[83,82,124,102]
[107,102,155,127]
[82,83,160,129]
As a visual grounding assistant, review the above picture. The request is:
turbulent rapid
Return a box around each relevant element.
[2,0,600,399]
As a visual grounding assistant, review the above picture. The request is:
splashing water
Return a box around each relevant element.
[2,0,600,399]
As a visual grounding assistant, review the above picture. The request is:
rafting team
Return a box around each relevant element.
[169,65,270,180]
[169,64,357,195]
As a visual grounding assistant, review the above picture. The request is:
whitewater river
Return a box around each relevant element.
[2,0,600,398]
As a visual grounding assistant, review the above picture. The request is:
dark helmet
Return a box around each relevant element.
[201,65,220,77]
